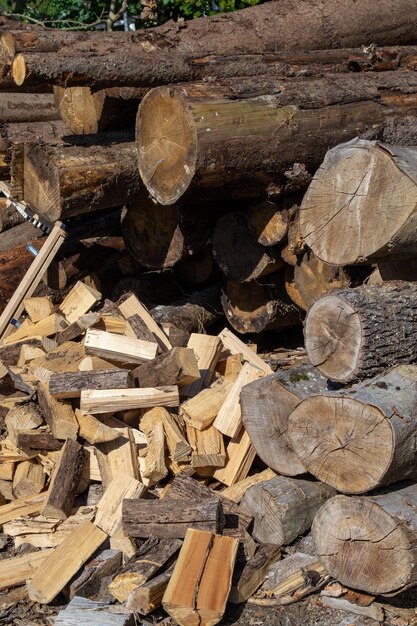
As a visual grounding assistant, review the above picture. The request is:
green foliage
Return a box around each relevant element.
[0,0,264,28]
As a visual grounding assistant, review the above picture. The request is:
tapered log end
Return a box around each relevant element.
[136,87,197,206]
[313,495,413,595]
[299,139,417,265]
[305,293,361,381]
[288,395,392,493]
[12,53,26,86]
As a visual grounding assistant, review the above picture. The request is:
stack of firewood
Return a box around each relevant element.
[1,0,417,623]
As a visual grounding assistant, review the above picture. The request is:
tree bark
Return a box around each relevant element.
[221,274,301,334]
[213,212,283,283]
[300,139,417,265]
[241,364,328,476]
[284,251,352,311]
[23,136,141,221]
[305,281,417,382]
[137,72,417,205]
[288,365,417,494]
[54,86,145,134]
[0,198,23,232]
[313,483,417,595]
[240,476,336,546]
[151,284,223,333]
[0,93,59,123]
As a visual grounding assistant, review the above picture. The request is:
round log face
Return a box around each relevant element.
[288,396,393,493]
[313,495,412,595]
[137,87,197,205]
[12,54,26,86]
[305,294,361,381]
[299,139,417,265]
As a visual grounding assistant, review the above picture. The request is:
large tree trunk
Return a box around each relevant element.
[121,197,217,271]
[305,281,417,382]
[313,484,417,595]
[136,72,417,205]
[240,475,335,546]
[221,275,301,334]
[300,139,417,265]
[23,135,141,221]
[241,364,328,476]
[288,365,417,494]
[54,86,145,135]
[0,93,59,123]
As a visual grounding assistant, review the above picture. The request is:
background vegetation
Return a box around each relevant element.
[0,0,264,29]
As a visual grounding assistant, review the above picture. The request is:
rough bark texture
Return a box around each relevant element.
[137,72,417,205]
[151,284,223,334]
[300,139,417,265]
[23,137,140,221]
[305,281,417,382]
[288,365,417,493]
[241,364,328,476]
[313,484,417,595]
[221,274,302,334]
[0,199,24,232]
[48,369,134,399]
[40,439,83,520]
[0,93,59,123]
[240,476,336,546]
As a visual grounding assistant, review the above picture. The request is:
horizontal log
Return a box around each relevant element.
[122,497,223,537]
[0,93,59,123]
[80,387,180,414]
[49,369,134,399]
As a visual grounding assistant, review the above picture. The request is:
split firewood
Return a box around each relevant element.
[5,402,43,444]
[23,296,54,323]
[108,537,182,602]
[133,347,200,388]
[218,328,273,375]
[12,459,45,498]
[181,377,233,430]
[0,492,46,525]
[40,439,83,520]
[240,476,336,545]
[59,281,101,324]
[74,410,120,446]
[94,429,139,490]
[122,497,223,538]
[0,548,54,591]
[37,382,79,440]
[313,482,417,595]
[230,543,281,603]
[305,281,417,382]
[49,369,134,399]
[126,564,175,614]
[213,427,255,486]
[187,423,227,470]
[215,353,243,382]
[3,313,68,345]
[68,548,122,599]
[118,293,172,352]
[163,528,239,626]
[16,430,63,451]
[139,408,168,485]
[180,333,223,397]
[17,344,45,367]
[158,408,192,464]
[84,328,158,364]
[80,386,180,414]
[289,365,417,493]
[250,552,329,605]
[0,336,56,367]
[241,365,327,476]
[26,520,107,604]
[94,472,146,536]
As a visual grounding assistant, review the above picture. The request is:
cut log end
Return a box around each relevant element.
[288,395,393,494]
[12,53,26,86]
[304,293,361,381]
[313,495,413,595]
[0,32,15,58]
[54,86,99,135]
[137,87,196,206]
[299,139,417,265]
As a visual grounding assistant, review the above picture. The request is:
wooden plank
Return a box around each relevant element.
[59,280,101,324]
[118,293,171,352]
[218,328,273,374]
[94,472,146,536]
[163,528,238,626]
[49,368,134,399]
[0,222,66,339]
[0,548,54,590]
[181,334,222,397]
[80,386,180,414]
[84,328,158,364]
[26,521,107,604]
[214,362,265,437]
[41,439,83,520]
[122,498,223,538]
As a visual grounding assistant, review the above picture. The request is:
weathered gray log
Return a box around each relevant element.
[241,365,328,476]
[289,365,417,494]
[300,139,417,265]
[40,439,83,520]
[305,281,417,382]
[54,596,132,626]
[313,483,417,595]
[122,498,223,538]
[133,347,200,388]
[239,476,336,546]
[48,369,134,399]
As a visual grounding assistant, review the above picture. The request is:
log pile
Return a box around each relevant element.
[1,1,417,624]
